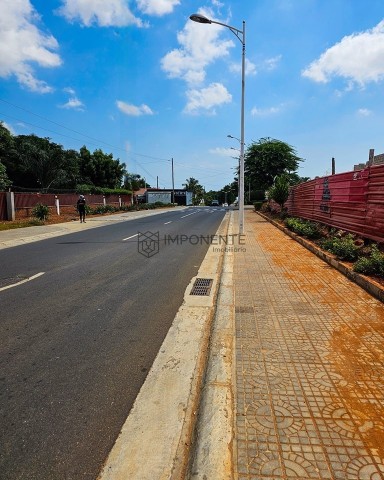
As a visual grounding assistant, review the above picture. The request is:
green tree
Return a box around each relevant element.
[0,122,24,187]
[0,161,11,190]
[79,146,94,185]
[62,149,81,188]
[16,135,67,190]
[220,182,238,205]
[268,174,290,210]
[79,146,126,188]
[185,177,204,205]
[124,173,146,191]
[281,172,310,186]
[0,124,128,191]
[0,122,15,162]
[245,137,303,191]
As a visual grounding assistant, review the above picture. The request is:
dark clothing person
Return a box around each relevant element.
[77,195,86,223]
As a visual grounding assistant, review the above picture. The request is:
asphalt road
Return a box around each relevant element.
[0,207,226,480]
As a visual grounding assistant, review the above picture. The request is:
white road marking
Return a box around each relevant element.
[164,221,172,225]
[180,212,196,218]
[0,272,45,292]
[122,234,139,241]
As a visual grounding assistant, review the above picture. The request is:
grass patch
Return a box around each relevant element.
[0,219,45,231]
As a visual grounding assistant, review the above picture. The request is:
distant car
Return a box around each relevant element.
[222,203,228,207]
[211,200,220,206]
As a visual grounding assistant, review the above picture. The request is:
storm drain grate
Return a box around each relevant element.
[190,278,213,296]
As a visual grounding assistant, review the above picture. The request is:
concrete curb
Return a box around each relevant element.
[97,213,230,480]
[186,212,235,480]
[258,212,384,303]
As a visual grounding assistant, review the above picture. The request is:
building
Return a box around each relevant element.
[145,188,193,206]
[354,149,384,171]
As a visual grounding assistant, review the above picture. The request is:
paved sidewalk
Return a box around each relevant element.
[233,211,384,480]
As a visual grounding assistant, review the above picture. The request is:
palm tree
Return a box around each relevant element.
[185,177,204,205]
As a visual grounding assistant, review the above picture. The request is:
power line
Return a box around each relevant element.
[0,99,235,185]
[0,98,170,162]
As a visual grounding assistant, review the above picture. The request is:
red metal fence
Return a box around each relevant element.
[0,192,6,221]
[0,192,132,220]
[14,193,131,210]
[286,164,384,242]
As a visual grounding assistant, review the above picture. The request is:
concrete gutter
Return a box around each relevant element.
[97,212,231,480]
[186,212,235,480]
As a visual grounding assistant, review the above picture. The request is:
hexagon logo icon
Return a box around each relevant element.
[138,231,160,258]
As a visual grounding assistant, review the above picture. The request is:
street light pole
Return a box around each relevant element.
[239,21,245,235]
[171,157,175,204]
[229,141,241,189]
[190,13,246,234]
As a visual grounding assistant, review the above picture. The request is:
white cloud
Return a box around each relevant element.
[59,93,84,111]
[57,0,144,27]
[264,55,282,71]
[211,0,224,6]
[184,82,232,115]
[357,108,371,116]
[161,8,234,86]
[209,147,238,157]
[136,0,180,16]
[251,105,281,116]
[302,20,384,86]
[229,58,257,76]
[0,0,61,93]
[229,55,281,76]
[116,100,154,116]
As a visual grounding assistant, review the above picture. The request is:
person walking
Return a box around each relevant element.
[77,194,86,223]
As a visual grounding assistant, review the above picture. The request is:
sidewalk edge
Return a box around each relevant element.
[97,212,229,480]
[186,211,235,480]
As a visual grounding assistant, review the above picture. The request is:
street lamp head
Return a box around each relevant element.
[189,13,212,24]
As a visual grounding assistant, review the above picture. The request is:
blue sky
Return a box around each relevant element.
[1,0,384,191]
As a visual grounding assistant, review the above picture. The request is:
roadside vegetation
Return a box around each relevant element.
[0,202,175,232]
[0,219,45,231]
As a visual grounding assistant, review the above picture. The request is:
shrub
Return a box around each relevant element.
[32,203,49,221]
[319,234,359,261]
[75,185,131,195]
[75,184,92,194]
[90,205,119,215]
[253,201,263,211]
[268,175,290,210]
[285,217,321,239]
[354,245,384,277]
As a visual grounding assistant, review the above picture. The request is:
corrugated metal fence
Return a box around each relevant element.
[14,193,130,209]
[0,192,132,220]
[287,164,384,242]
[0,192,6,221]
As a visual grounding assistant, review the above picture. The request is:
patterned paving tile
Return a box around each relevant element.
[233,212,384,480]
